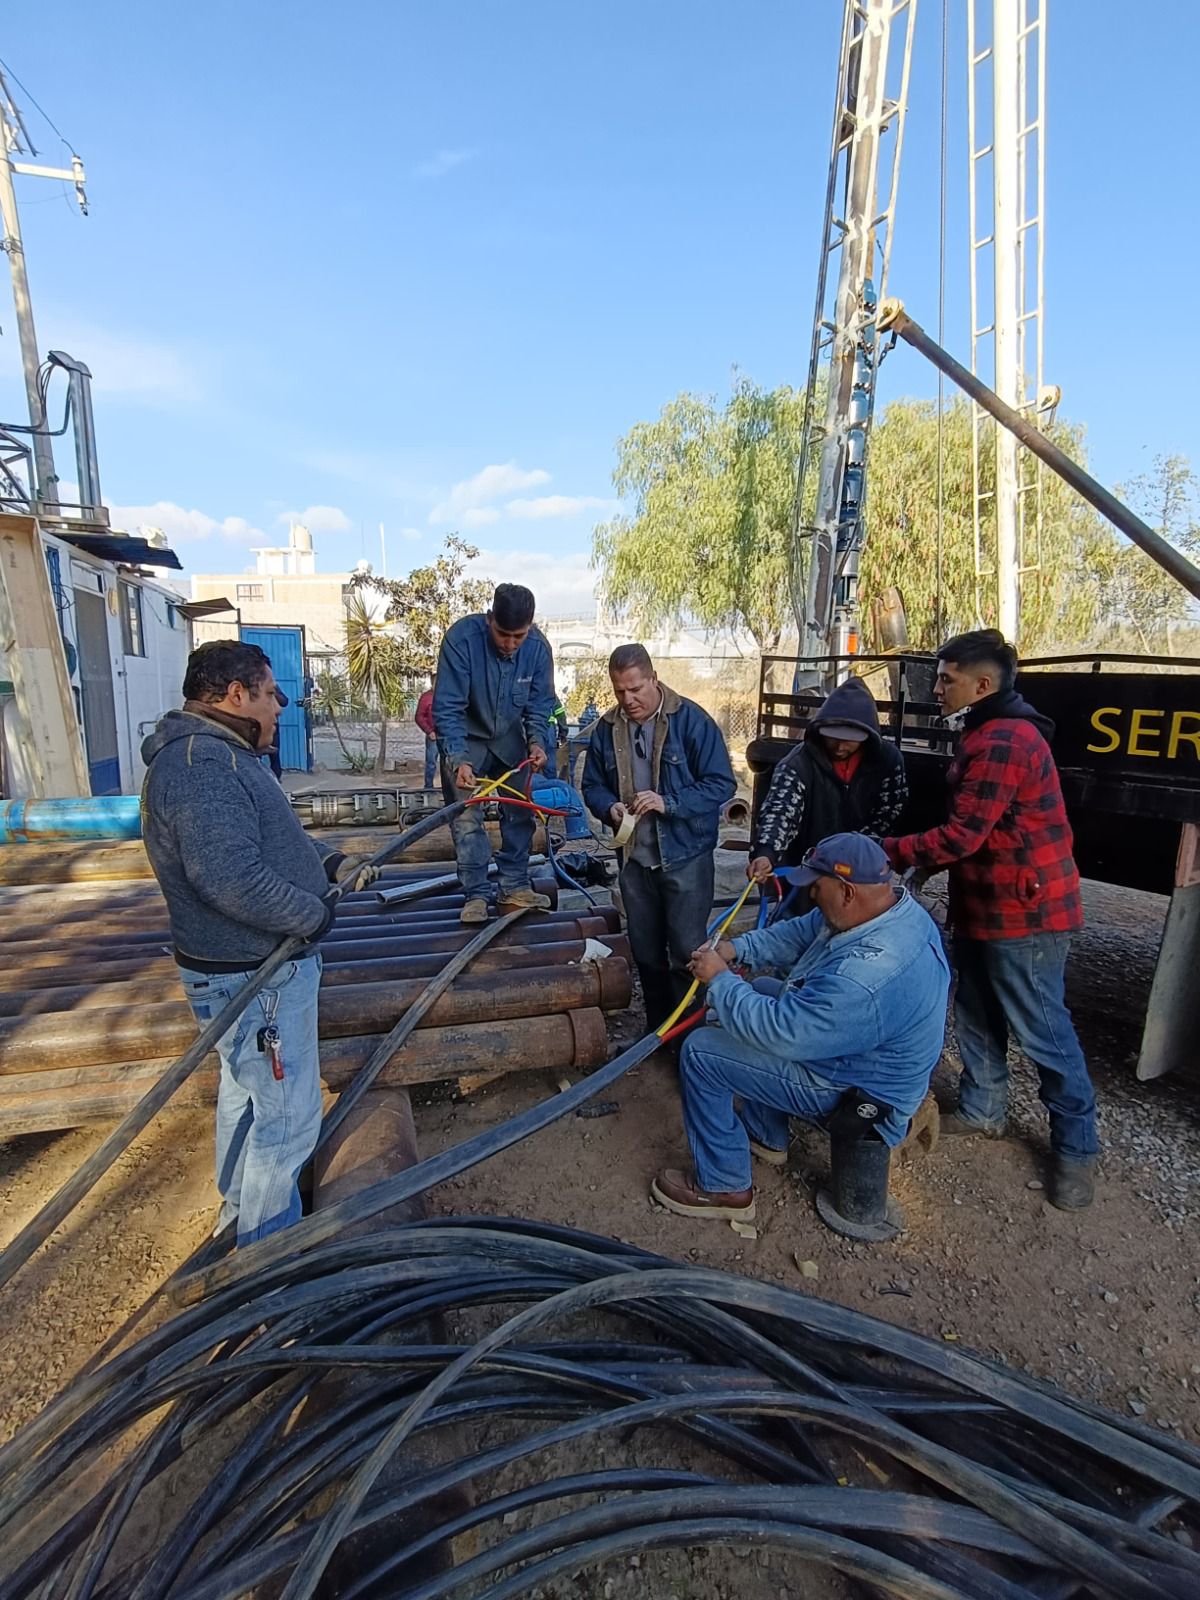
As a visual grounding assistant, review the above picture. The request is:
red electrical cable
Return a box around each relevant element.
[657,1008,706,1045]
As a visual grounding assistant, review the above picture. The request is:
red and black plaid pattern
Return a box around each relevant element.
[883,718,1083,940]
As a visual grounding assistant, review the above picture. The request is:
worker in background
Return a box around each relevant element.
[567,696,600,786]
[549,695,570,778]
[582,643,735,1030]
[140,640,376,1247]
[881,629,1099,1210]
[651,835,949,1223]
[415,677,438,788]
[434,582,555,924]
[748,675,907,892]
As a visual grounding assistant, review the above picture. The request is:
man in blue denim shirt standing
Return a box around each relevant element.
[651,834,950,1224]
[583,644,736,1029]
[433,583,556,923]
[141,641,372,1247]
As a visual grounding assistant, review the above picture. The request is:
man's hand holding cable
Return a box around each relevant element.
[455,762,477,790]
[747,855,774,883]
[609,802,626,827]
[528,743,549,772]
[632,790,665,817]
[689,944,733,984]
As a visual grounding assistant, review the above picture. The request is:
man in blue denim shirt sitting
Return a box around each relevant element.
[651,834,950,1223]
[434,583,556,923]
[582,644,735,1029]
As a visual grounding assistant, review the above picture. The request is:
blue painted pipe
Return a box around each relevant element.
[0,796,143,843]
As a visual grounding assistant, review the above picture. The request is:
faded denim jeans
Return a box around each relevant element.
[953,932,1099,1160]
[178,954,323,1246]
[423,737,439,788]
[442,755,537,902]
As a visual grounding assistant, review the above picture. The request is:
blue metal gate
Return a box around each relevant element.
[239,624,312,772]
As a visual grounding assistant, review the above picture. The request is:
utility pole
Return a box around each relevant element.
[0,70,88,513]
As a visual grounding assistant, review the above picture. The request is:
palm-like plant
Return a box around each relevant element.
[310,669,364,766]
[345,593,411,773]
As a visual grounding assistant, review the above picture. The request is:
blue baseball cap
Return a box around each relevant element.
[779,832,892,888]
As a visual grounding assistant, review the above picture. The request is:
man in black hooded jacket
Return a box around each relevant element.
[747,676,907,884]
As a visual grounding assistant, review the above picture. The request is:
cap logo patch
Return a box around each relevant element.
[834,862,853,877]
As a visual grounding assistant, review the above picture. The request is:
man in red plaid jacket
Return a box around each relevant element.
[882,629,1098,1210]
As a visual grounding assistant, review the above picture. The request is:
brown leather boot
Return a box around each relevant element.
[650,1168,755,1221]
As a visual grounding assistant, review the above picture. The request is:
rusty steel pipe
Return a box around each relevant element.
[0,962,631,1073]
[0,919,625,990]
[0,875,564,937]
[0,938,632,1016]
[0,824,548,885]
[0,1009,611,1136]
[0,901,622,962]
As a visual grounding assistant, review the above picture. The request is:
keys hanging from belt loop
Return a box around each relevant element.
[257,1022,285,1081]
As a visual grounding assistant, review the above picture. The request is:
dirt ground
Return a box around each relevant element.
[1,865,1198,1471]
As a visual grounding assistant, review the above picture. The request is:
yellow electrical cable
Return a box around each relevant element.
[468,763,523,800]
[654,876,757,1037]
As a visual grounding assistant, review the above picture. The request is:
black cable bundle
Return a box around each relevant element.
[1,1217,1197,1600]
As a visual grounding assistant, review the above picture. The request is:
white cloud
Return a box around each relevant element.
[399,525,423,542]
[107,499,266,551]
[462,506,501,529]
[276,504,352,535]
[505,494,619,520]
[47,322,203,405]
[469,547,598,618]
[430,462,550,524]
[413,147,476,180]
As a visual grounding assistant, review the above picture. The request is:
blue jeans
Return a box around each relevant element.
[178,955,323,1245]
[620,851,714,1029]
[953,933,1098,1159]
[443,755,537,902]
[679,1021,851,1192]
[423,737,438,788]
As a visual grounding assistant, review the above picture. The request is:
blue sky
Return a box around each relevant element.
[1,1,1193,612]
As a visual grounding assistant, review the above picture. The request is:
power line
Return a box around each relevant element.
[0,54,78,155]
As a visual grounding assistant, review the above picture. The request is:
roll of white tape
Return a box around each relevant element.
[613,810,638,848]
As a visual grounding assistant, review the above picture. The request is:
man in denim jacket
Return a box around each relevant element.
[651,834,949,1223]
[582,644,735,1028]
[434,583,556,922]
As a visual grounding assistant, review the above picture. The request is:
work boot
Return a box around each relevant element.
[940,1110,1007,1140]
[747,1138,788,1167]
[497,886,552,912]
[460,897,489,925]
[1049,1155,1096,1211]
[650,1168,755,1222]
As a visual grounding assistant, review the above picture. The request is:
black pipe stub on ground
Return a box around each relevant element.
[815,1133,903,1243]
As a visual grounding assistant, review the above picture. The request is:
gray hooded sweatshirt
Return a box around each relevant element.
[140,709,333,968]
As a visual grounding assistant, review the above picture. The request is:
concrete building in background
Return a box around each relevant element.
[189,524,357,659]
[540,609,757,690]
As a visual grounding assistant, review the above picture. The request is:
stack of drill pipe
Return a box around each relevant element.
[0,852,632,1134]
[0,823,548,886]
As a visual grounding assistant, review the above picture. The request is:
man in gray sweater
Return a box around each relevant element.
[141,639,368,1246]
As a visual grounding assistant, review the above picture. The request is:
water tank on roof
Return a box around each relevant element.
[291,524,313,553]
